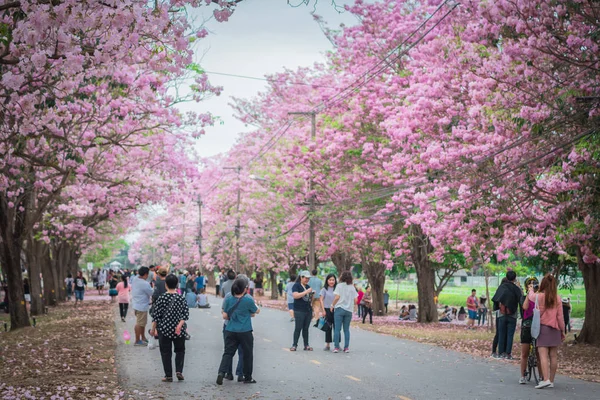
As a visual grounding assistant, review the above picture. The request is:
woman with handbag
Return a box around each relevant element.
[150,274,190,382]
[527,274,565,389]
[319,274,337,351]
[217,277,260,385]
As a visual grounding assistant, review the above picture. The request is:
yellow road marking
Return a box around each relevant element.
[397,396,412,400]
[262,338,272,342]
[310,360,321,365]
[345,375,360,382]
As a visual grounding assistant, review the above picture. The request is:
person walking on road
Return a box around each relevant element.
[217,277,260,385]
[221,269,236,298]
[361,286,373,324]
[221,272,248,382]
[74,271,87,307]
[285,274,296,322]
[150,274,190,382]
[527,274,565,389]
[131,266,153,346]
[290,271,314,351]
[319,274,337,351]
[116,274,131,322]
[331,271,358,353]
[308,269,322,321]
[492,271,522,359]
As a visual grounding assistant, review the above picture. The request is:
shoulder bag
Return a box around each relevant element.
[531,294,541,339]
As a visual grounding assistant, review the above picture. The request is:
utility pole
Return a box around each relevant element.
[224,166,241,272]
[197,195,203,273]
[288,111,316,272]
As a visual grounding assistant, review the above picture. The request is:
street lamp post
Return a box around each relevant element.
[288,111,316,272]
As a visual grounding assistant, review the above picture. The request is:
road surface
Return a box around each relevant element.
[115,295,598,400]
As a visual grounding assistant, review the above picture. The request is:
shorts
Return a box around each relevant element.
[521,326,533,344]
[134,310,148,327]
[288,303,294,311]
[75,290,84,301]
[24,294,31,302]
[468,310,478,320]
[109,289,118,297]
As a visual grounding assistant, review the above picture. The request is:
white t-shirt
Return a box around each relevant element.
[248,280,255,289]
[333,283,358,313]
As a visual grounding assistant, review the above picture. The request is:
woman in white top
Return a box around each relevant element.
[330,271,357,353]
[319,274,337,351]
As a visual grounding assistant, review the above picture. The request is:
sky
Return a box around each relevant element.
[183,0,357,158]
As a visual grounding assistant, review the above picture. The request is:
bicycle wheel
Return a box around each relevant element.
[528,353,539,384]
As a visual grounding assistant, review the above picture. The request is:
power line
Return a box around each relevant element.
[203,70,337,89]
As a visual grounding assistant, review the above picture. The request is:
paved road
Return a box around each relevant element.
[115,296,598,400]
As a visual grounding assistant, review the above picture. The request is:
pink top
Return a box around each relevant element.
[527,290,565,333]
[116,282,131,304]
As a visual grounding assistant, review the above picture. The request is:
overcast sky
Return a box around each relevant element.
[183,0,357,157]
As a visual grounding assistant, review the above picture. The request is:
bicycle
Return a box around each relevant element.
[524,338,540,384]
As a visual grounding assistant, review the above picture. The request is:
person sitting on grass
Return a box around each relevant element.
[398,305,409,320]
[400,304,417,321]
[457,306,467,321]
[439,305,453,322]
[197,288,210,308]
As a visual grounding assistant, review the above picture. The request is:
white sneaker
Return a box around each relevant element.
[548,382,554,388]
[535,380,551,389]
[519,377,527,384]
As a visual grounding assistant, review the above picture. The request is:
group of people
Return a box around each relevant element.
[284,269,359,354]
[490,271,567,389]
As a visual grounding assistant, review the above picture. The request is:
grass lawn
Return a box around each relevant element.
[384,283,586,318]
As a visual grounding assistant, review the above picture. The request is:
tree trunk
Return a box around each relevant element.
[0,240,30,329]
[331,250,353,276]
[25,236,44,315]
[269,269,278,300]
[410,224,438,323]
[577,248,599,345]
[361,253,386,316]
[0,199,30,330]
[42,249,57,306]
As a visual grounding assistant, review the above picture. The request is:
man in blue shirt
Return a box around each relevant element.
[217,277,260,385]
[194,271,205,293]
[131,266,154,346]
[178,271,187,294]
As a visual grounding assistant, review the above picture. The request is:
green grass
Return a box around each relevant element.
[384,283,586,318]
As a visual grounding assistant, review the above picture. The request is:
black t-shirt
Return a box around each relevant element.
[292,282,312,313]
[153,279,167,302]
[185,278,195,292]
[75,277,87,290]
[109,278,118,289]
[255,279,263,289]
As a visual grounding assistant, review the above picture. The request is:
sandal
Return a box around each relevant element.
[303,346,313,351]
[176,372,184,381]
[289,346,297,351]
[162,377,173,382]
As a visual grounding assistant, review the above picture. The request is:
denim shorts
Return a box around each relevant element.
[288,303,294,310]
[468,310,478,320]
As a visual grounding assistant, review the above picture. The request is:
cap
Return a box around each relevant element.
[299,271,311,278]
[157,267,168,276]
[183,270,189,275]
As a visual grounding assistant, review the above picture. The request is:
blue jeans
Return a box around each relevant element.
[222,325,243,376]
[497,316,517,355]
[333,308,352,349]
